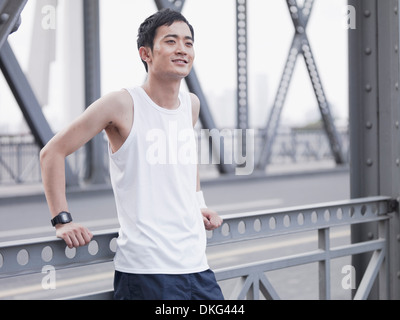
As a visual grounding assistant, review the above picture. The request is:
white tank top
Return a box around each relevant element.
[109,87,209,274]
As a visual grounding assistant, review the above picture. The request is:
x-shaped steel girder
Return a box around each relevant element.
[0,0,26,50]
[0,1,79,185]
[257,0,345,170]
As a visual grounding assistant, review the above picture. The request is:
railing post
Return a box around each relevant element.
[348,0,400,300]
[318,228,331,300]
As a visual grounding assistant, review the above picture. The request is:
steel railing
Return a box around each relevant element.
[0,196,393,300]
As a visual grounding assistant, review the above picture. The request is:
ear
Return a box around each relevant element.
[139,46,152,63]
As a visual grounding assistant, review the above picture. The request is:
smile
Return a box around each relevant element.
[172,59,188,64]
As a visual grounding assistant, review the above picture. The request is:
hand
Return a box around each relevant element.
[55,222,93,249]
[201,208,223,231]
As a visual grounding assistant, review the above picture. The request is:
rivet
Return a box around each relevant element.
[397,234,400,241]
[396,159,400,166]
[367,232,374,239]
[396,121,399,129]
[0,13,9,24]
[396,82,399,90]
[364,10,371,17]
[365,84,372,92]
[365,47,372,55]
[395,45,399,53]
[366,121,373,129]
[366,158,373,166]
[395,7,398,15]
[397,271,400,279]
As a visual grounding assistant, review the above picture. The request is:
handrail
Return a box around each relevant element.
[207,196,392,245]
[0,0,27,49]
[0,196,394,299]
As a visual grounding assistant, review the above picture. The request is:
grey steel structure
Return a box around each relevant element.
[236,0,249,157]
[0,0,25,49]
[0,0,400,300]
[83,0,106,184]
[0,0,79,186]
[0,0,346,180]
[236,0,249,133]
[348,0,400,299]
[257,0,345,170]
[0,196,394,299]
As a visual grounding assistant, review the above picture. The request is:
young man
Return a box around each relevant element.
[40,9,224,300]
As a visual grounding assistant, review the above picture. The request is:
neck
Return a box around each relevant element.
[142,75,182,110]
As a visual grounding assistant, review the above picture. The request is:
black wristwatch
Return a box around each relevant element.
[51,211,73,227]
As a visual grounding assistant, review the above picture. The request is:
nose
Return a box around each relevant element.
[176,40,187,55]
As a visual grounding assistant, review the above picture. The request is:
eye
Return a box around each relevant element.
[166,40,176,44]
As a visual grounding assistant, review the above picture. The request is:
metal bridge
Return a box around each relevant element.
[0,0,399,300]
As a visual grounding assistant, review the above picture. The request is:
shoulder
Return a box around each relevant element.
[102,90,135,146]
[102,89,134,110]
[98,89,134,121]
[189,93,200,126]
[93,89,134,133]
[86,89,133,118]
[74,89,133,127]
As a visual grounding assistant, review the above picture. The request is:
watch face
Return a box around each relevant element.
[59,212,72,224]
[61,213,70,223]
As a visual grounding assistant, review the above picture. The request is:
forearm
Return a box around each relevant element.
[40,147,93,248]
[40,148,69,218]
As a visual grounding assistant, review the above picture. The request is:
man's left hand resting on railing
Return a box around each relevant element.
[55,222,93,249]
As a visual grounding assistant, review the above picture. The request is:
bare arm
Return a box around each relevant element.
[40,90,132,247]
[190,93,223,231]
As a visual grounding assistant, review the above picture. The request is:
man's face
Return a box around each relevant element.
[146,21,195,80]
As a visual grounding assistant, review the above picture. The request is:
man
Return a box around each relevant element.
[40,8,224,300]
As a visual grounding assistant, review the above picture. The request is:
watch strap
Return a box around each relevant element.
[51,211,73,227]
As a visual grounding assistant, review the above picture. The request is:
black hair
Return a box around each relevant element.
[137,8,195,72]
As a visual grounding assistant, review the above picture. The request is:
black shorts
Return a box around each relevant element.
[113,269,224,300]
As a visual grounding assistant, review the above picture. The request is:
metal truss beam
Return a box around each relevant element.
[236,0,249,161]
[0,0,26,50]
[155,0,235,174]
[236,0,249,131]
[83,0,107,184]
[257,0,345,170]
[0,1,79,186]
[154,0,185,12]
[0,196,392,300]
[0,41,78,186]
[349,0,400,300]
